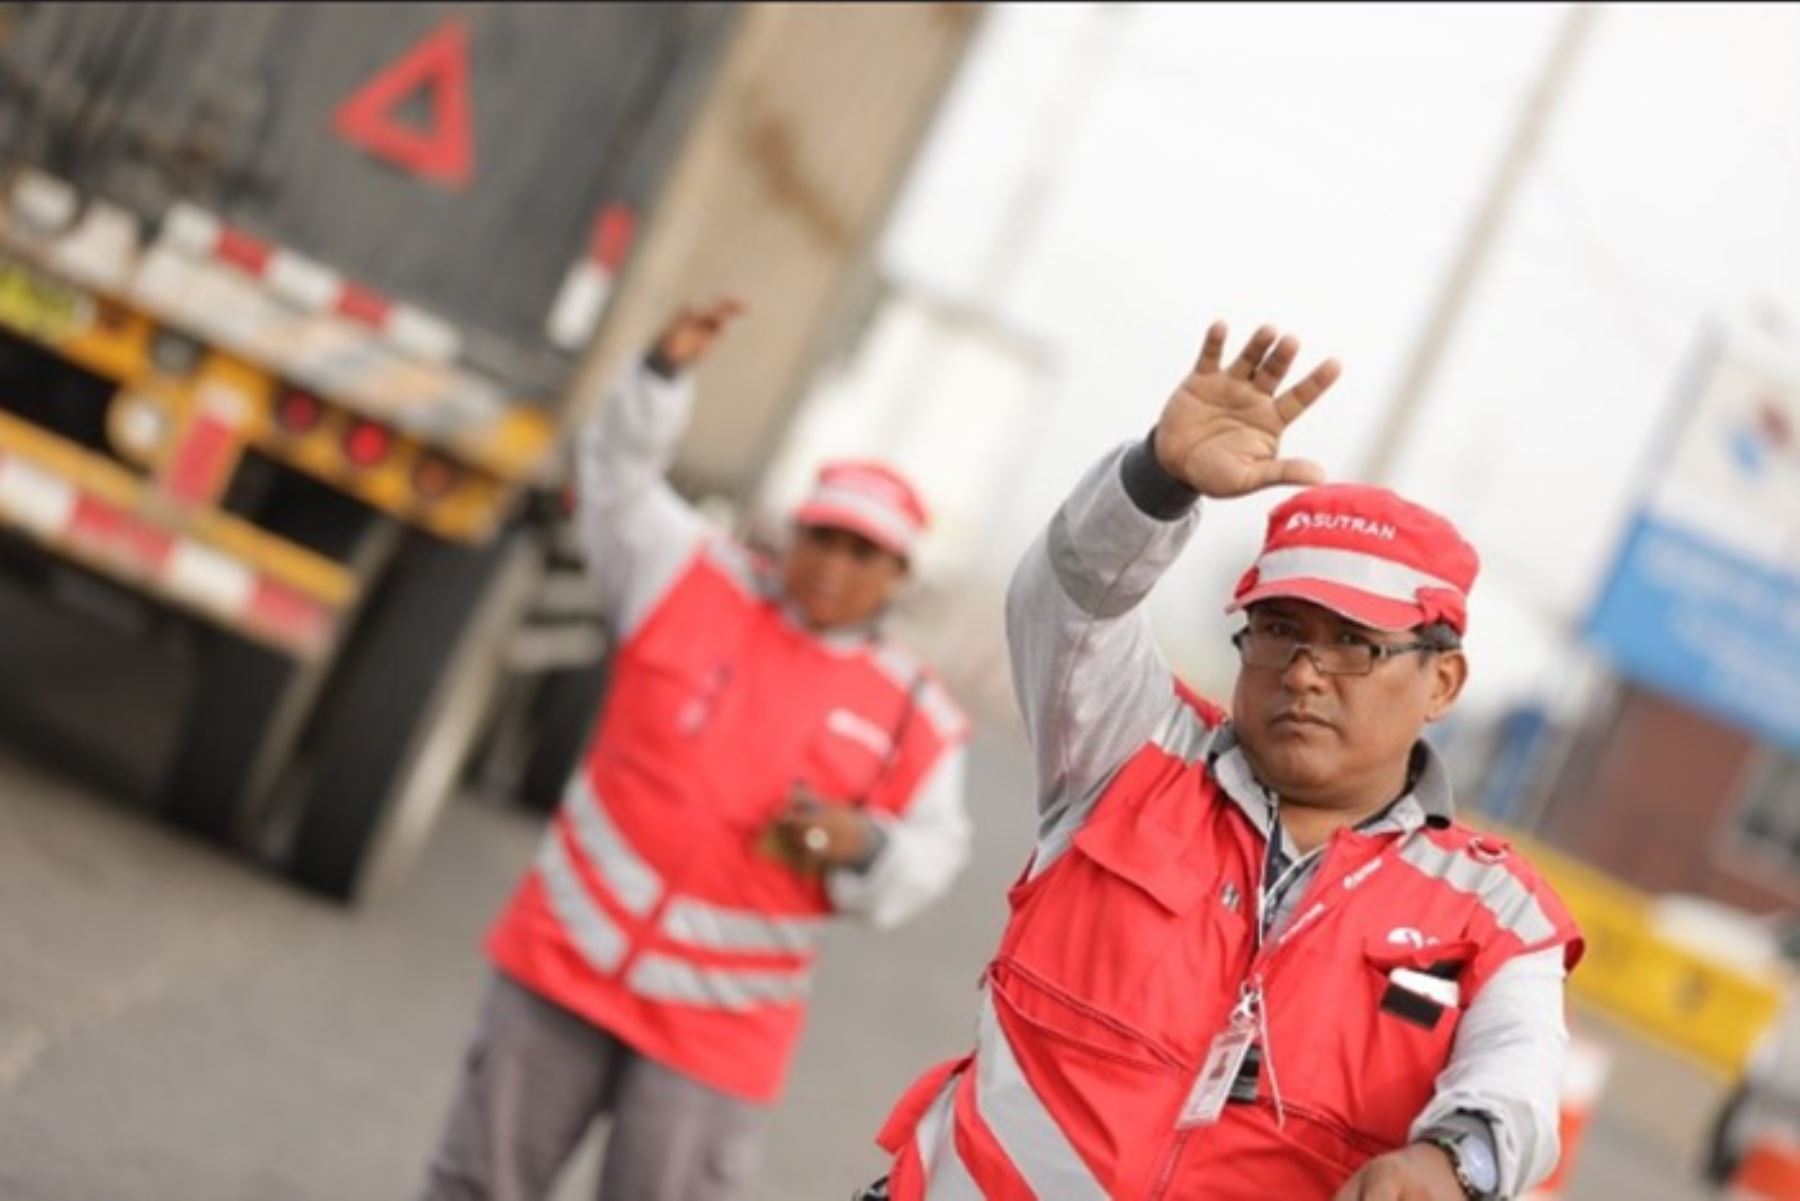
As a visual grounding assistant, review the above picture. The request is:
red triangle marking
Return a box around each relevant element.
[332,19,475,189]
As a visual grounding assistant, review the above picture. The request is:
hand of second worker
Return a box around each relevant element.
[650,296,747,372]
[767,793,882,873]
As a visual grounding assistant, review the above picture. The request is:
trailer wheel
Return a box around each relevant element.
[285,527,537,902]
[162,491,399,850]
[161,634,306,843]
[515,656,612,812]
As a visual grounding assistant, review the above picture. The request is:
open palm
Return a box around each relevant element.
[1154,322,1342,498]
[654,295,748,371]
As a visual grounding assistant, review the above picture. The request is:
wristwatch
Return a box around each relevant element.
[1423,1124,1501,1201]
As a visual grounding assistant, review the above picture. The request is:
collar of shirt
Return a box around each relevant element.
[725,542,887,654]
[1207,727,1457,863]
[773,597,887,653]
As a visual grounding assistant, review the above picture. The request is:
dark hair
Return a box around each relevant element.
[1415,620,1462,652]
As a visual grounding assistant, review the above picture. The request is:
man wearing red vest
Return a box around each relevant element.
[868,321,1582,1200]
[421,298,971,1201]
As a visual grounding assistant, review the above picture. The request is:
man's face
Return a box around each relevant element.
[1230,599,1467,809]
[780,524,907,631]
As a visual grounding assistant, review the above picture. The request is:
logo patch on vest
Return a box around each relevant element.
[826,708,894,758]
[1386,926,1441,949]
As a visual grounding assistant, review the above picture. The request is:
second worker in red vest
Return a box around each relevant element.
[867,320,1582,1201]
[421,298,972,1201]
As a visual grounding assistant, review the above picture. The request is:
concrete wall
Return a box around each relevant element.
[569,3,984,503]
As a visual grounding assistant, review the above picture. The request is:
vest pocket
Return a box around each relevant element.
[1347,938,1471,1143]
[1016,824,1225,1009]
[1070,815,1212,915]
[988,958,1185,1072]
[615,644,727,742]
[1004,818,1252,1070]
[1362,939,1469,1026]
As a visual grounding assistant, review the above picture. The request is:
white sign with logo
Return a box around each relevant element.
[1586,320,1800,750]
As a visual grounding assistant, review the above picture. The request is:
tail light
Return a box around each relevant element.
[274,388,324,435]
[343,419,394,467]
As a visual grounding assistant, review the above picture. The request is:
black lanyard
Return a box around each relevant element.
[1257,782,1423,944]
[1257,807,1288,943]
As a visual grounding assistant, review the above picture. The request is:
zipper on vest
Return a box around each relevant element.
[1146,833,1408,1197]
[991,956,1188,1070]
[1150,987,1256,1200]
[1151,833,1400,1199]
[1147,1129,1192,1201]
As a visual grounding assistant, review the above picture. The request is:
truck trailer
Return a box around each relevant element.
[0,1,977,900]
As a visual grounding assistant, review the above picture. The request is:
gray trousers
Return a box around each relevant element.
[420,973,769,1201]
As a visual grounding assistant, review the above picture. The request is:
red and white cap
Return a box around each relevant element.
[1227,484,1480,634]
[793,460,929,561]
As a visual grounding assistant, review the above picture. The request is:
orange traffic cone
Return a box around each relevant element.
[1523,1037,1612,1199]
[1729,1133,1800,1200]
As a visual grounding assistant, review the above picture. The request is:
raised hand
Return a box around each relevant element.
[1152,321,1341,499]
[652,295,748,371]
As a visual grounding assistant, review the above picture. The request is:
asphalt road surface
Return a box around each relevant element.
[0,612,1732,1200]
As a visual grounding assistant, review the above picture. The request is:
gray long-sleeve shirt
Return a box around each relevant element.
[1003,437,1569,1197]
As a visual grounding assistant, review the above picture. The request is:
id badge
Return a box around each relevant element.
[1176,1023,1255,1128]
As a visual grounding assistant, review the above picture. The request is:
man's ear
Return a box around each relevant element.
[1424,650,1468,723]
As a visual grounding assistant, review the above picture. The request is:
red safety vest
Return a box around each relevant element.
[486,539,963,1103]
[877,693,1581,1199]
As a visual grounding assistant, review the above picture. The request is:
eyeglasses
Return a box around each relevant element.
[1230,627,1446,677]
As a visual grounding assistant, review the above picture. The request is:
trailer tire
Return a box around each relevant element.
[515,656,612,812]
[161,635,305,843]
[285,527,537,902]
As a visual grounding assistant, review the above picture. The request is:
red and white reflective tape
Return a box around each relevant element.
[546,202,634,351]
[162,381,249,508]
[160,202,461,365]
[0,448,334,657]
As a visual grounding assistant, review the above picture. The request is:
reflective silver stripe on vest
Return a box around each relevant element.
[974,992,1108,1200]
[535,834,627,973]
[919,1075,983,1200]
[1398,838,1556,944]
[563,774,661,916]
[627,952,812,1012]
[660,897,826,957]
[1151,701,1217,763]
